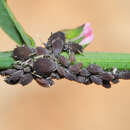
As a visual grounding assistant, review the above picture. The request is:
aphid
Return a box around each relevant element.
[57,65,66,77]
[58,55,70,67]
[102,80,111,88]
[52,38,64,57]
[5,70,24,85]
[87,64,104,74]
[35,78,54,87]
[12,46,33,61]
[36,47,50,56]
[33,58,56,76]
[64,43,83,54]
[76,76,86,83]
[0,69,17,76]
[50,73,60,80]
[79,68,90,77]
[100,72,114,81]
[64,71,76,81]
[118,71,130,79]
[69,63,83,74]
[90,75,103,85]
[48,31,65,42]
[69,52,75,63]
[19,73,33,86]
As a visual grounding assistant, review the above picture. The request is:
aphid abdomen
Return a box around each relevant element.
[58,56,70,67]
[90,75,103,85]
[0,69,17,76]
[100,72,114,81]
[35,78,53,87]
[87,64,104,74]
[52,38,64,57]
[33,58,56,76]
[12,46,33,61]
[118,71,130,79]
[79,68,90,77]
[36,47,49,56]
[19,73,33,86]
[5,70,24,85]
[69,63,83,74]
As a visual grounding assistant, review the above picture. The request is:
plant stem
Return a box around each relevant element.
[0,51,130,71]
[0,52,14,69]
[61,52,130,70]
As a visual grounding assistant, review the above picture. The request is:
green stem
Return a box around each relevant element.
[61,52,130,70]
[0,51,15,69]
[0,51,130,71]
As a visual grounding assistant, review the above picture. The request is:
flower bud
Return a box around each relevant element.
[62,23,94,48]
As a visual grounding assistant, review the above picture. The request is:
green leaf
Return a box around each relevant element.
[62,24,84,40]
[0,0,35,48]
[61,23,94,48]
[0,51,15,69]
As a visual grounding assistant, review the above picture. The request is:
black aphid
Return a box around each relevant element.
[76,76,86,83]
[48,31,65,42]
[118,71,130,79]
[35,78,54,87]
[69,63,82,74]
[0,69,17,76]
[100,72,114,81]
[36,47,50,56]
[57,65,66,77]
[64,71,77,81]
[90,75,103,85]
[19,73,33,86]
[52,38,64,57]
[79,68,90,77]
[58,55,70,67]
[87,64,104,74]
[12,46,34,61]
[5,70,24,85]
[33,58,56,76]
[64,43,83,54]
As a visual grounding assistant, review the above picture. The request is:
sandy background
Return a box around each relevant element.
[0,0,130,130]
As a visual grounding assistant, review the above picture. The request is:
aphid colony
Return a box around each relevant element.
[0,32,130,88]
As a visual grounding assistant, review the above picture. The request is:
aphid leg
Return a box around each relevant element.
[32,71,42,78]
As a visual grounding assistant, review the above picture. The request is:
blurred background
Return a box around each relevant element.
[0,0,130,130]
